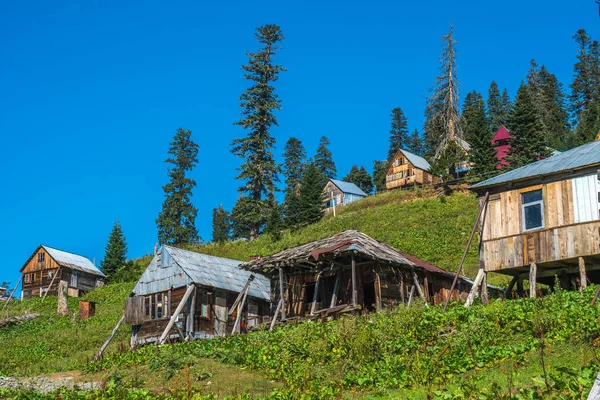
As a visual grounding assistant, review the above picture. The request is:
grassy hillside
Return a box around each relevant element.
[196,189,496,283]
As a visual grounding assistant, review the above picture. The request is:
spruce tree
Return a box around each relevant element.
[487,81,511,132]
[406,129,422,156]
[282,137,306,202]
[231,24,285,239]
[388,107,409,160]
[506,84,551,168]
[298,163,326,226]
[462,91,497,178]
[576,100,600,144]
[314,136,337,178]
[343,165,373,194]
[570,29,595,118]
[212,205,231,243]
[284,187,302,229]
[101,221,128,279]
[372,160,389,193]
[264,202,284,240]
[156,127,200,245]
[537,66,572,150]
[230,196,259,240]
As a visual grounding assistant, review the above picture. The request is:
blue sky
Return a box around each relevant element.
[0,0,598,289]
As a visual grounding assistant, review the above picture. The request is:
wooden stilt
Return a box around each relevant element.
[185,287,196,341]
[130,325,139,349]
[481,272,489,305]
[517,277,525,298]
[411,269,427,306]
[465,269,485,307]
[94,314,125,362]
[351,254,357,307]
[279,268,286,320]
[407,286,415,307]
[233,284,250,334]
[158,285,195,345]
[269,299,282,331]
[329,271,341,308]
[310,273,322,316]
[579,257,588,292]
[375,274,382,311]
[529,262,537,299]
[504,276,518,299]
[229,275,255,315]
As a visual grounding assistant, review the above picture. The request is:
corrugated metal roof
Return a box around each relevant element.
[132,246,270,301]
[400,149,431,171]
[471,140,600,190]
[42,245,106,277]
[330,179,368,197]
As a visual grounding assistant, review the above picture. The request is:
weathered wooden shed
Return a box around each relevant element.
[20,245,105,298]
[468,140,600,299]
[386,149,437,190]
[125,246,271,345]
[323,179,368,212]
[242,230,476,320]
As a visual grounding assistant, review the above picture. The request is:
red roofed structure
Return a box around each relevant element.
[492,125,511,168]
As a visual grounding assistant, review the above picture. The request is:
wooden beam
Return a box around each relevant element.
[185,286,196,340]
[310,273,322,316]
[481,272,488,305]
[411,269,427,306]
[233,283,250,334]
[351,254,357,307]
[465,269,485,307]
[579,257,588,292]
[375,274,382,311]
[587,368,600,399]
[269,299,282,331]
[504,276,518,298]
[93,314,125,362]
[279,268,286,320]
[158,285,195,345]
[407,285,415,307]
[329,271,342,308]
[41,268,60,303]
[229,275,255,315]
[529,263,537,298]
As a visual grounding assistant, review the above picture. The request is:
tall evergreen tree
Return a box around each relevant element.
[282,137,307,198]
[570,29,596,118]
[264,201,284,240]
[231,24,285,239]
[156,127,200,245]
[576,100,600,144]
[487,81,511,131]
[101,221,128,279]
[506,84,551,168]
[406,129,424,156]
[344,165,374,194]
[230,196,259,240]
[314,136,337,179]
[388,107,409,160]
[297,163,326,226]
[372,160,389,193]
[212,205,231,243]
[462,91,497,178]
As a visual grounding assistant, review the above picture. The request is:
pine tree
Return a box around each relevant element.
[388,107,409,160]
[314,136,337,178]
[343,165,373,194]
[283,188,302,228]
[570,29,595,118]
[406,129,424,156]
[156,127,200,245]
[576,100,600,144]
[230,196,260,240]
[372,160,389,193]
[231,24,285,239]
[212,205,231,243]
[264,202,284,240]
[537,66,572,150]
[506,84,551,168]
[282,137,306,200]
[101,221,128,279]
[462,91,497,178]
[298,163,326,226]
[487,81,511,132]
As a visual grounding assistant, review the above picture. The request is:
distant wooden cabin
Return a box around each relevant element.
[386,149,436,190]
[323,179,368,211]
[125,246,271,345]
[20,245,105,298]
[469,140,600,297]
[453,137,472,177]
[242,230,480,320]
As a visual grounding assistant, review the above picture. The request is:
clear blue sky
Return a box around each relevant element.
[0,0,598,289]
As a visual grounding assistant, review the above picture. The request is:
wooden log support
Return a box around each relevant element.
[185,286,196,341]
[481,272,489,305]
[375,274,382,311]
[158,285,195,345]
[411,269,427,306]
[351,254,357,307]
[504,276,518,299]
[465,269,485,307]
[130,325,139,349]
[310,273,322,316]
[93,314,125,362]
[233,283,250,334]
[270,299,283,331]
[407,285,415,307]
[329,271,341,308]
[529,262,537,299]
[279,268,286,320]
[42,268,60,303]
[579,257,588,292]
[517,277,525,298]
[229,275,255,316]
[399,273,405,303]
[588,368,600,400]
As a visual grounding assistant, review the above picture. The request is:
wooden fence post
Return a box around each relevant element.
[579,257,587,292]
[529,263,537,299]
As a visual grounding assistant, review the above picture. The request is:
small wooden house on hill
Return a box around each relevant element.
[242,230,477,320]
[323,179,368,211]
[386,149,436,190]
[125,246,270,345]
[20,245,105,298]
[469,140,600,297]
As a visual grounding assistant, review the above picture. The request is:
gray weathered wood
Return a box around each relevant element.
[233,283,250,334]
[279,268,286,320]
[94,314,125,362]
[587,368,600,400]
[351,254,357,307]
[407,286,415,307]
[310,273,322,315]
[185,286,196,340]
[529,262,537,299]
[228,275,255,315]
[269,299,283,331]
[158,285,194,345]
[481,272,489,305]
[411,269,427,306]
[329,272,342,308]
[465,269,485,307]
[580,257,588,292]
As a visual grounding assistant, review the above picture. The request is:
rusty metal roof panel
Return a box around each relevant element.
[132,246,270,301]
[42,245,106,277]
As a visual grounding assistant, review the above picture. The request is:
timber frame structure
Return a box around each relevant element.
[242,230,478,322]
[468,140,600,300]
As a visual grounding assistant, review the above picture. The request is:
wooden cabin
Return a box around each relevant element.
[242,230,479,320]
[20,245,105,298]
[125,246,271,345]
[323,179,367,211]
[386,149,436,190]
[469,140,600,297]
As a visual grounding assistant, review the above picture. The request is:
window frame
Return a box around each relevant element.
[198,290,210,319]
[143,291,169,321]
[521,189,545,232]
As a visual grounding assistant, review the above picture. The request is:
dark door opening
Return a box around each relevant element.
[363,283,376,311]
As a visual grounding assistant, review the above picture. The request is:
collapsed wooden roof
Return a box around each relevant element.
[243,230,428,273]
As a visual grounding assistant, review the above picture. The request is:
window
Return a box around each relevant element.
[522,190,544,231]
[144,291,169,320]
[24,274,30,283]
[37,253,45,263]
[199,291,210,318]
[48,271,55,279]
[70,271,78,287]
